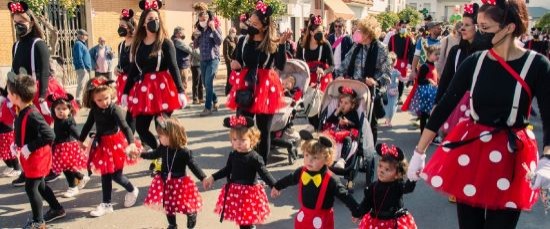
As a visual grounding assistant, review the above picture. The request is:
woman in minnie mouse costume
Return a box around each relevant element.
[0,88,19,178]
[226,0,292,164]
[407,0,550,228]
[122,0,187,151]
[7,1,78,125]
[115,8,137,132]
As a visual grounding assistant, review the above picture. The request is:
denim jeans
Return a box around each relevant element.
[200,58,219,110]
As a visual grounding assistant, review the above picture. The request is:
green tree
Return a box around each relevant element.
[212,0,286,19]
[25,0,84,17]
[376,11,400,32]
[535,12,550,33]
[398,6,423,27]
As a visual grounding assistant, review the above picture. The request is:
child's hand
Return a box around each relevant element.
[271,188,281,198]
[352,217,361,224]
[338,118,348,126]
[316,67,324,76]
[203,176,214,190]
[125,143,139,159]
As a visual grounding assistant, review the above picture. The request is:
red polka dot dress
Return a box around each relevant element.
[51,117,87,174]
[0,100,16,161]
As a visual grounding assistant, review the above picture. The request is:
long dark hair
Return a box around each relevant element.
[12,10,45,40]
[131,9,167,59]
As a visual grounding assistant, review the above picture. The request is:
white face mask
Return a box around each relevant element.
[400,28,407,34]
[199,21,207,28]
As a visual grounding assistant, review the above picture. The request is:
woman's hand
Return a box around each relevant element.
[230,60,242,70]
[407,148,426,181]
[203,176,214,190]
[365,78,378,87]
[270,188,281,198]
[279,29,292,45]
[316,67,324,76]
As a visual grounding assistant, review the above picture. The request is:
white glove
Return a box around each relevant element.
[532,157,550,189]
[0,96,5,105]
[21,145,31,159]
[39,100,51,116]
[407,150,426,181]
[10,143,19,157]
[121,94,128,108]
[178,93,188,109]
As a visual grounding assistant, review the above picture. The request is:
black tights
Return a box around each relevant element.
[398,81,405,100]
[25,177,63,222]
[126,111,136,134]
[167,213,197,228]
[63,170,84,188]
[135,115,158,149]
[419,112,429,134]
[457,202,520,229]
[239,110,273,164]
[240,226,254,229]
[101,170,134,203]
[4,158,20,170]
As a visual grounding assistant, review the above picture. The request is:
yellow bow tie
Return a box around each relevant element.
[301,172,322,187]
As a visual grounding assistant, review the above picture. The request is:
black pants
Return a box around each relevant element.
[191,66,203,101]
[225,62,232,95]
[101,170,134,203]
[126,111,136,134]
[398,81,405,100]
[239,110,273,165]
[167,213,197,228]
[63,170,84,188]
[25,177,63,222]
[135,115,158,150]
[4,158,21,170]
[240,226,254,229]
[370,115,379,145]
[308,115,320,130]
[419,112,429,134]
[457,202,520,229]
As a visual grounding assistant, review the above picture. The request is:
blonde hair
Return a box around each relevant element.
[157,118,188,148]
[357,16,381,41]
[82,76,115,108]
[285,75,296,87]
[388,52,398,65]
[425,45,440,56]
[301,135,335,165]
[229,126,261,148]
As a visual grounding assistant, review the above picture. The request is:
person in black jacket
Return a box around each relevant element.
[327,17,352,75]
[387,20,415,103]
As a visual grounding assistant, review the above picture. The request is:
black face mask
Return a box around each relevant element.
[147,20,160,33]
[15,23,29,36]
[314,32,323,42]
[533,34,540,40]
[117,27,128,37]
[247,26,259,36]
[240,28,248,35]
[478,31,496,49]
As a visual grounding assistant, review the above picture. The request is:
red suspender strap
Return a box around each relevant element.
[314,170,332,210]
[390,36,395,52]
[20,108,32,146]
[489,49,532,99]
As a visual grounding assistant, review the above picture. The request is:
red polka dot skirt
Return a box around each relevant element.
[421,120,540,210]
[226,68,285,114]
[144,174,202,215]
[0,131,15,160]
[89,132,139,175]
[440,91,470,135]
[307,61,333,92]
[52,141,87,174]
[115,72,128,106]
[127,70,181,117]
[0,100,16,127]
[322,126,359,143]
[214,183,270,225]
[34,77,80,125]
[358,212,417,229]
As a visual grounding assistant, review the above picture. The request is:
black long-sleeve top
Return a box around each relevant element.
[117,40,131,74]
[212,150,276,187]
[11,35,49,99]
[325,110,360,129]
[353,180,416,219]
[427,51,550,146]
[15,106,54,151]
[0,123,13,134]
[141,145,206,181]
[78,104,134,144]
[53,117,79,144]
[274,166,358,211]
[417,61,435,85]
[124,39,184,94]
[234,37,286,71]
[296,42,334,73]
[387,34,415,63]
[524,40,549,56]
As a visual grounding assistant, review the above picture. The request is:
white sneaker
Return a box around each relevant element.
[4,169,21,177]
[124,188,139,207]
[77,175,90,189]
[62,187,79,198]
[90,203,114,217]
[1,167,13,176]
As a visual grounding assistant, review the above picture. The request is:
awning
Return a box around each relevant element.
[324,0,355,20]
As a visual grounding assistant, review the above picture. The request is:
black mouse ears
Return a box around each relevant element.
[376,143,404,161]
[121,9,134,20]
[299,130,333,148]
[46,93,74,103]
[139,0,163,11]
[223,115,255,129]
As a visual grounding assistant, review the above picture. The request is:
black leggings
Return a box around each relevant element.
[25,177,63,222]
[126,111,136,134]
[240,226,254,229]
[135,115,158,150]
[167,213,197,228]
[101,170,134,203]
[4,158,20,170]
[457,202,520,229]
[419,112,429,134]
[63,171,84,188]
[239,110,273,165]
[398,81,405,100]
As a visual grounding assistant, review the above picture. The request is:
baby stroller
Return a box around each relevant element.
[318,79,376,190]
[271,59,310,165]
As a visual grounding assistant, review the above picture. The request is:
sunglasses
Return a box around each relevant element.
[334,25,343,28]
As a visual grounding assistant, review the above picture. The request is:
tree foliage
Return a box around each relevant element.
[212,0,286,19]
[535,12,550,32]
[24,0,85,17]
[376,11,399,32]
[398,6,423,27]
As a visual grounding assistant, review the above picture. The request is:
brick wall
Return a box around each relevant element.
[0,0,16,66]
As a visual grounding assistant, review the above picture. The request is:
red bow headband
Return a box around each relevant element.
[121,9,134,20]
[8,1,27,14]
[312,15,322,26]
[145,0,159,10]
[256,1,268,15]
[88,78,113,90]
[240,13,249,23]
[47,93,74,103]
[230,116,247,127]
[464,3,474,14]
[481,0,496,5]
[380,143,398,158]
[341,87,354,96]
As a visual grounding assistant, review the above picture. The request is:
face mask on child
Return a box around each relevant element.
[352,31,363,43]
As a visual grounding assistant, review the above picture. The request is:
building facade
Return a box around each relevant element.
[407,0,468,22]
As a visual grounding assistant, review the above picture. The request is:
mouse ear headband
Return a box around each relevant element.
[8,1,28,14]
[46,93,74,104]
[223,115,255,129]
[139,0,162,11]
[254,1,273,26]
[299,130,333,148]
[376,143,404,161]
[120,9,134,20]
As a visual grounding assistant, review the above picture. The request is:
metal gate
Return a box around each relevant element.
[40,0,86,87]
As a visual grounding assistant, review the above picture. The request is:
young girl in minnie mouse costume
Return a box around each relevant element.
[271,130,358,229]
[115,8,137,132]
[0,88,20,178]
[80,77,140,217]
[138,117,206,229]
[352,144,417,229]
[122,0,187,152]
[226,0,292,164]
[7,73,66,228]
[48,93,90,198]
[203,115,277,229]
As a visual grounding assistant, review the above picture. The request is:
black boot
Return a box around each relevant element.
[187,213,197,229]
